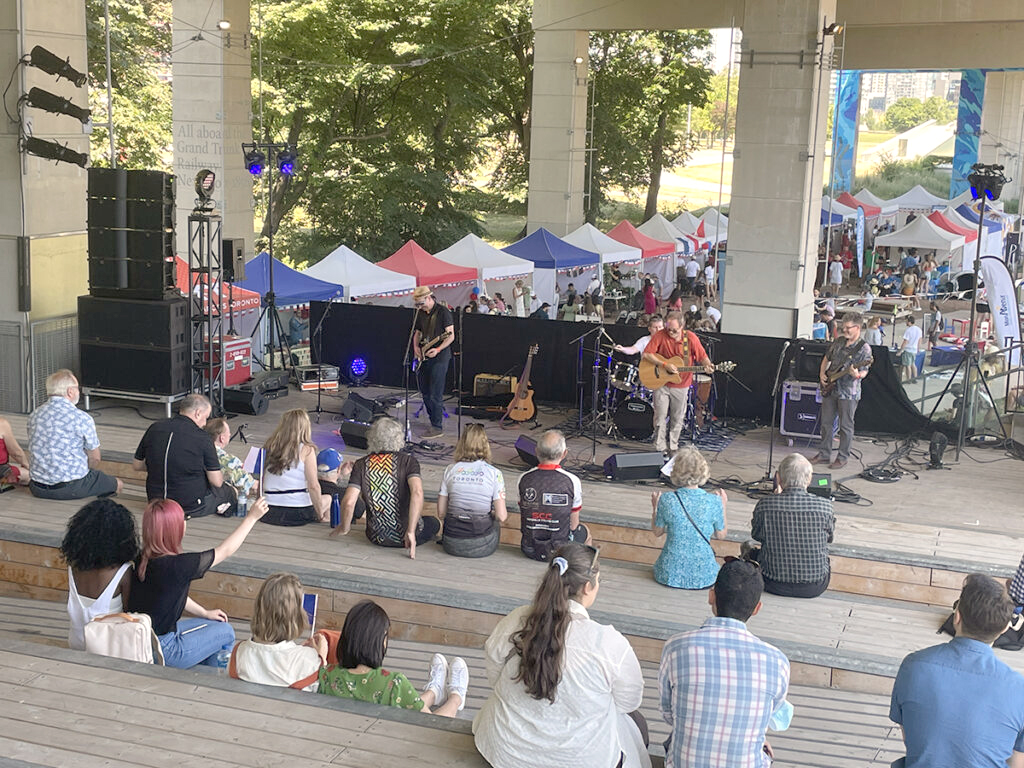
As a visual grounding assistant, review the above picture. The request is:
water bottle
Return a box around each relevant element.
[235,494,248,517]
[330,495,341,528]
[215,642,233,669]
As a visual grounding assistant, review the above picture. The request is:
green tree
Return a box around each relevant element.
[883,97,928,132]
[689,68,737,147]
[922,95,956,125]
[85,0,172,168]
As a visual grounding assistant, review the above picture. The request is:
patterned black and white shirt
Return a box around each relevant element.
[751,487,835,584]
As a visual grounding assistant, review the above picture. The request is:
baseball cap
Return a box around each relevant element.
[316,448,342,472]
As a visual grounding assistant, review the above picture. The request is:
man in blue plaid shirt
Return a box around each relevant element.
[659,560,791,768]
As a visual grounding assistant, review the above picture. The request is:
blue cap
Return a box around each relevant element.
[316,448,342,472]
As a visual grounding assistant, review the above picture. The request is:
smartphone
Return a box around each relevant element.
[302,593,318,636]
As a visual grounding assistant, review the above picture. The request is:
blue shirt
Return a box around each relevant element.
[660,617,790,768]
[891,638,1024,768]
[654,488,723,589]
[27,396,99,484]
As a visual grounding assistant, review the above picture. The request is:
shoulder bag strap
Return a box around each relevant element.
[228,643,241,679]
[674,490,711,545]
[290,668,323,689]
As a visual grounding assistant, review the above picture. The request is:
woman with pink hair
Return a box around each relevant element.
[127,495,268,668]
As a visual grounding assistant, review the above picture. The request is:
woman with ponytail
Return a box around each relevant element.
[473,542,650,768]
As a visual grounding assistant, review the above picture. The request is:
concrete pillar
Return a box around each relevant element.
[525,30,589,236]
[721,0,835,338]
[831,70,860,193]
[172,0,253,262]
[978,71,1024,206]
[951,69,986,199]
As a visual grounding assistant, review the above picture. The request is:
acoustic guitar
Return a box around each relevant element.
[638,358,737,391]
[503,344,539,423]
[412,330,452,372]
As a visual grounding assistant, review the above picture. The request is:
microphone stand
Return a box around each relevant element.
[456,309,464,437]
[309,299,339,422]
[566,324,604,438]
[403,306,420,446]
[761,339,792,484]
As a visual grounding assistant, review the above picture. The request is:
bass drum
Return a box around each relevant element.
[614,397,655,440]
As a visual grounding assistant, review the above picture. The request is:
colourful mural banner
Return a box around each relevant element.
[951,69,986,198]
[832,70,860,193]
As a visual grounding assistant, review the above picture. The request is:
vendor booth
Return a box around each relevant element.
[503,228,600,318]
[433,234,534,307]
[302,244,416,306]
[377,240,477,309]
[607,220,677,298]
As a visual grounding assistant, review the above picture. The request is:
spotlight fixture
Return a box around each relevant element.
[349,357,369,385]
[823,22,844,36]
[968,163,1009,202]
[194,169,216,205]
[27,45,87,88]
[22,136,88,168]
[217,19,231,30]
[244,148,266,176]
[24,87,90,124]
[276,147,297,176]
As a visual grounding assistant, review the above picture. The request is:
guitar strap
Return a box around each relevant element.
[827,339,866,374]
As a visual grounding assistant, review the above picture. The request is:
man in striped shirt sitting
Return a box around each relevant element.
[659,560,792,768]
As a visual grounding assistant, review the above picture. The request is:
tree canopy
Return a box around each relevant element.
[883,96,956,132]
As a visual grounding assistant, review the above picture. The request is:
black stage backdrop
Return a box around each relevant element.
[310,302,932,436]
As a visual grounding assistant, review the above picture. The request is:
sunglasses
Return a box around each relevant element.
[584,544,600,574]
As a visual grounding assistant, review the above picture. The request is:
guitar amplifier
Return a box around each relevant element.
[474,374,517,396]
[780,379,822,438]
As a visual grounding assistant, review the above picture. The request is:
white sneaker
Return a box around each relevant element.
[424,653,448,703]
[447,656,469,712]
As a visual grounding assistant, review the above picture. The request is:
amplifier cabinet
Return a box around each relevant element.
[780,379,822,438]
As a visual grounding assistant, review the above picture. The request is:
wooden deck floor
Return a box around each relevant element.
[0,596,903,768]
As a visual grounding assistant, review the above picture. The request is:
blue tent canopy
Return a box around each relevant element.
[820,208,843,227]
[502,228,599,269]
[954,204,1002,232]
[236,251,344,305]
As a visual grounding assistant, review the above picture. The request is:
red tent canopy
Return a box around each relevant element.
[927,211,977,242]
[836,191,880,218]
[606,221,675,258]
[174,257,262,311]
[378,240,476,285]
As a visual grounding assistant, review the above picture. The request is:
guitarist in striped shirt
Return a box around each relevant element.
[813,312,873,470]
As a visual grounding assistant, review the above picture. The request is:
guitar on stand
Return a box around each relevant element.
[502,344,539,424]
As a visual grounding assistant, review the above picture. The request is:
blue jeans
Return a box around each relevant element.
[417,349,450,429]
[158,617,235,669]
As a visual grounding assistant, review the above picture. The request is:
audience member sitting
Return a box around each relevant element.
[27,369,121,500]
[437,424,508,558]
[651,446,727,589]
[316,448,364,524]
[518,429,591,561]
[230,572,325,691]
[260,409,329,526]
[203,417,256,514]
[0,416,30,487]
[659,560,791,768]
[891,574,1024,768]
[745,454,834,598]
[318,599,467,716]
[60,498,140,650]
[127,495,268,668]
[331,417,440,558]
[474,542,650,768]
[133,393,234,518]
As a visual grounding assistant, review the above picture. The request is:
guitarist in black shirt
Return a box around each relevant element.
[412,286,455,438]
[812,312,873,470]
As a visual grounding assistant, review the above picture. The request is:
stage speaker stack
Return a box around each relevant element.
[603,452,665,481]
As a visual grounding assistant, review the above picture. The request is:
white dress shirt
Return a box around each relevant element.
[473,601,650,768]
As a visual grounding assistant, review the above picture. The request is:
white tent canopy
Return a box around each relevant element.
[698,208,728,243]
[563,223,643,265]
[853,188,899,217]
[889,184,948,212]
[671,210,702,234]
[433,234,534,283]
[821,195,858,220]
[302,244,416,304]
[874,215,965,252]
[637,214,689,253]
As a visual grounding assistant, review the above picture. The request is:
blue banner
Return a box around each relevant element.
[832,71,860,193]
[951,69,986,198]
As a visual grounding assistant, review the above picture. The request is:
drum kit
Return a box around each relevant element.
[594,343,718,442]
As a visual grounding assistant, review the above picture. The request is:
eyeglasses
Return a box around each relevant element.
[414,302,426,308]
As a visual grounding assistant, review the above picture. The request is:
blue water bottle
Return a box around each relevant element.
[215,642,233,670]
[330,494,341,528]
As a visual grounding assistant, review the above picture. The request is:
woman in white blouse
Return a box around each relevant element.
[473,542,651,768]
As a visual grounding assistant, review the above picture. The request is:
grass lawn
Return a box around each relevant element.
[480,212,525,246]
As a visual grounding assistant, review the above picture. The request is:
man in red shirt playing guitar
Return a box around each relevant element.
[642,311,715,454]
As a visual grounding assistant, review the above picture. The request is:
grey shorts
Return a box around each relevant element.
[29,469,118,500]
[901,350,917,367]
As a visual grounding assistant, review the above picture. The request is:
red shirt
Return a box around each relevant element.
[646,329,708,388]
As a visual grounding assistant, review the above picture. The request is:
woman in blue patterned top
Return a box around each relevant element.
[651,446,728,589]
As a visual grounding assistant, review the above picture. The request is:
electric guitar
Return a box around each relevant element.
[503,344,539,423]
[820,361,871,396]
[412,331,452,372]
[638,358,737,391]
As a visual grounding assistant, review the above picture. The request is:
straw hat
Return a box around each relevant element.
[412,286,432,301]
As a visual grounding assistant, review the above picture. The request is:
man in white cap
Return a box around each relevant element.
[412,286,455,438]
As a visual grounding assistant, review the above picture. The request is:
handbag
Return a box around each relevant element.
[938,601,1024,651]
[84,612,165,664]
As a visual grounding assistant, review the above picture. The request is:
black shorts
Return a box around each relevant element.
[261,504,322,526]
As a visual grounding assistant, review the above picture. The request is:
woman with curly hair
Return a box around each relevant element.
[474,542,650,768]
[60,498,140,650]
[261,409,329,526]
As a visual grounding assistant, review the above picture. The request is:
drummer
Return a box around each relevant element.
[613,315,664,356]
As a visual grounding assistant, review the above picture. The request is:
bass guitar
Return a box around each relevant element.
[503,344,539,423]
[412,330,452,372]
[820,361,871,396]
[638,358,737,391]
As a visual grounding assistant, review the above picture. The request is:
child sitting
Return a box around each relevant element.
[316,448,364,523]
[318,599,467,717]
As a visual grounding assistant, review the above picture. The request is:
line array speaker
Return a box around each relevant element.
[78,295,187,348]
[80,343,190,395]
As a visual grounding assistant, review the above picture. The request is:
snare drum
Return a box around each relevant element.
[614,397,654,440]
[610,362,638,391]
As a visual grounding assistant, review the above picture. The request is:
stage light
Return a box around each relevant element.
[194,169,216,204]
[28,45,87,87]
[25,87,90,124]
[276,147,297,176]
[968,163,1009,201]
[349,357,368,385]
[823,22,844,36]
[244,148,265,176]
[22,136,88,168]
